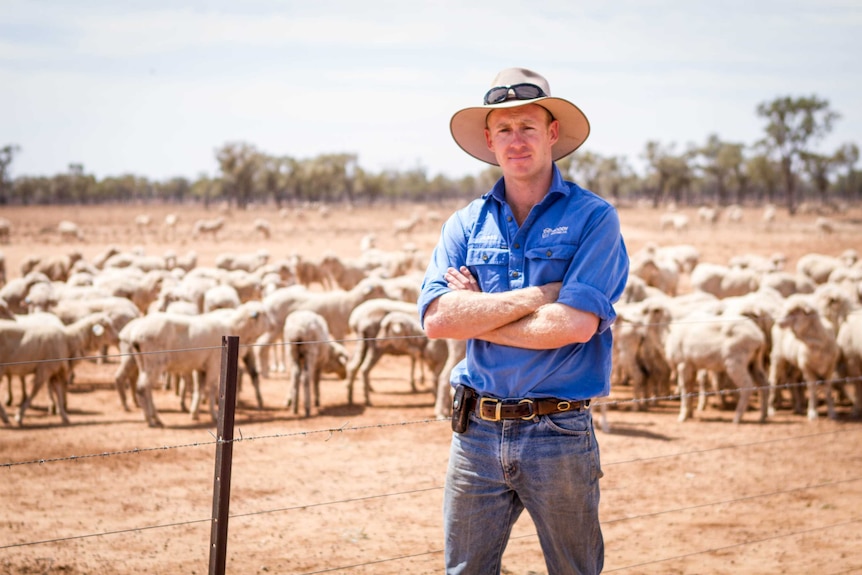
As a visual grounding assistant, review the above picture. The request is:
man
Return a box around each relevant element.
[418,67,629,574]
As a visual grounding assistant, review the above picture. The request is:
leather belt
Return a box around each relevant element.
[472,395,589,421]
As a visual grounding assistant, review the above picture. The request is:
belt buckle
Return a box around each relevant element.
[479,397,502,421]
[519,398,537,421]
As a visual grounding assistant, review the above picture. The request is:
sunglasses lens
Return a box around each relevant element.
[483,83,547,105]
[484,87,510,105]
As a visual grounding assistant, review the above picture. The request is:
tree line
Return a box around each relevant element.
[1,95,858,214]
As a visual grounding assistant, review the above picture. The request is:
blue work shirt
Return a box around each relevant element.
[418,165,629,400]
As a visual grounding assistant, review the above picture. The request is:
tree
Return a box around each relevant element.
[698,134,745,205]
[642,141,695,207]
[756,96,839,214]
[0,144,20,204]
[215,142,261,209]
[833,142,859,200]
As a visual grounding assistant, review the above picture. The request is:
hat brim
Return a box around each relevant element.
[449,97,590,166]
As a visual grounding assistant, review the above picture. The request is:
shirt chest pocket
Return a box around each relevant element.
[466,247,509,293]
[526,244,577,284]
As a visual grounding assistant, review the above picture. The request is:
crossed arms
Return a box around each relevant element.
[422,266,599,350]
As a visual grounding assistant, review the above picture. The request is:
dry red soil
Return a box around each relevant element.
[1,202,860,574]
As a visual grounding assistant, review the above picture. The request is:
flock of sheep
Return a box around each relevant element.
[1,212,860,429]
[615,245,862,425]
[0,233,460,427]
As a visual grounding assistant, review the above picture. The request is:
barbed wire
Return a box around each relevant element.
[4,374,860,469]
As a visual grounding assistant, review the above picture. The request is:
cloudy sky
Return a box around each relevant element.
[2,0,860,182]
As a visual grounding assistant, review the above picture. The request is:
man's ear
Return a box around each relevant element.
[548,119,560,146]
[484,128,494,152]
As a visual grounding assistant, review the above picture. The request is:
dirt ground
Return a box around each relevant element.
[1,201,861,574]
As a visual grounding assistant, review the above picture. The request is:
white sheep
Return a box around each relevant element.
[57,220,84,241]
[203,284,241,313]
[215,250,270,273]
[348,310,448,407]
[283,309,348,417]
[434,338,467,420]
[797,250,858,284]
[768,294,841,421]
[253,218,272,239]
[665,311,769,423]
[0,313,116,426]
[835,312,862,418]
[690,262,760,299]
[192,217,225,240]
[126,301,273,427]
[258,278,388,376]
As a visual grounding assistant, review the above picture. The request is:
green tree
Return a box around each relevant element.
[643,141,694,207]
[833,142,859,200]
[0,144,21,204]
[756,95,839,214]
[216,142,261,209]
[698,134,745,205]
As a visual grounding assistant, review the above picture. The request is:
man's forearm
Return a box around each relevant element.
[474,302,600,349]
[423,285,554,340]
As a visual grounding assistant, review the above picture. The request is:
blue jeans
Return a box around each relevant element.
[443,408,604,575]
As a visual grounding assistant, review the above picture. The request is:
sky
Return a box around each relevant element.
[2,0,861,182]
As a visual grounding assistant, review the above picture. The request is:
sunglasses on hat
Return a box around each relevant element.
[483,82,548,105]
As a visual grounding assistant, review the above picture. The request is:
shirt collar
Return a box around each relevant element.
[484,163,571,203]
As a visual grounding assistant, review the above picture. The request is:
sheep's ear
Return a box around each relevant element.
[92,324,105,337]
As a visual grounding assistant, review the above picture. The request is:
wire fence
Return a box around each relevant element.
[2,309,861,572]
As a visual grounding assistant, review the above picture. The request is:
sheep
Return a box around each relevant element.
[797,250,858,285]
[665,311,769,423]
[258,278,388,376]
[215,250,269,273]
[629,252,680,296]
[835,313,862,418]
[393,214,421,236]
[92,268,165,313]
[253,218,272,239]
[283,310,348,417]
[203,284,241,313]
[127,301,273,427]
[697,206,718,225]
[0,313,116,426]
[20,251,83,282]
[344,298,422,403]
[0,319,71,426]
[348,310,448,407]
[611,299,673,411]
[319,252,370,291]
[434,338,467,419]
[762,204,777,228]
[690,262,760,299]
[57,220,84,241]
[192,217,225,240]
[725,204,744,223]
[163,213,179,241]
[815,216,835,236]
[768,294,841,421]
[659,212,689,233]
[0,249,5,287]
[222,269,264,303]
[760,271,816,297]
[291,254,331,289]
[0,271,52,314]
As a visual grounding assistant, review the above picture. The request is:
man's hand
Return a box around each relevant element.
[445,266,481,292]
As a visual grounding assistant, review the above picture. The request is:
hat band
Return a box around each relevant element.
[483,83,548,105]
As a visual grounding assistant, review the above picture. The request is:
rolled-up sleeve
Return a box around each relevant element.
[418,208,473,327]
[556,205,629,334]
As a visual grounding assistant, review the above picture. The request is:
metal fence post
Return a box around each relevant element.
[209,335,240,575]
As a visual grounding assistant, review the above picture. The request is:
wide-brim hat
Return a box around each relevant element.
[450,67,590,166]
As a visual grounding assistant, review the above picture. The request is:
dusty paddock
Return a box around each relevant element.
[1,202,861,574]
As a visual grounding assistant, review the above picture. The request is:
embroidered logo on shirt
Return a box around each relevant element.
[542,226,568,239]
